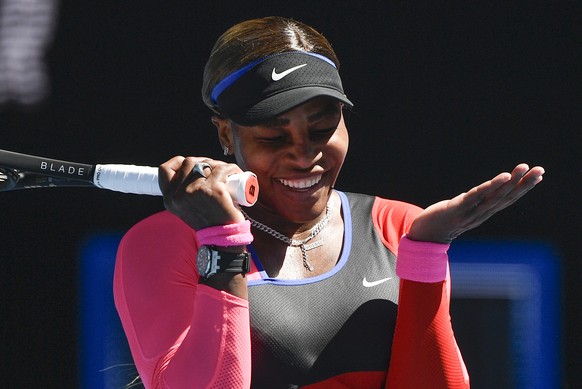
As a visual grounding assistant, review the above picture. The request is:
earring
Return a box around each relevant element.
[223,146,229,156]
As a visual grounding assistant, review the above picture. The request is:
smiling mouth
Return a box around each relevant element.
[278,175,323,189]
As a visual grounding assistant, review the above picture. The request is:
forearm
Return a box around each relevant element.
[386,279,469,388]
[161,285,251,388]
[113,214,253,389]
[116,278,251,389]
[386,236,469,388]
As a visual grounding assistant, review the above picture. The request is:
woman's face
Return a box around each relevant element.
[224,97,349,224]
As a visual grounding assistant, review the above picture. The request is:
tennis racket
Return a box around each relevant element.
[0,149,259,206]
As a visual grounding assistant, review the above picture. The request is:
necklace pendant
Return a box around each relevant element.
[299,244,315,272]
[303,240,323,251]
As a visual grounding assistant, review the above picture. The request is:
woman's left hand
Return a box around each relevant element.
[407,163,545,243]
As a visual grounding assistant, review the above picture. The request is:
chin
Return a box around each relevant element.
[281,191,332,223]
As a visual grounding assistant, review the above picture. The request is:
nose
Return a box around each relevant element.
[287,133,320,169]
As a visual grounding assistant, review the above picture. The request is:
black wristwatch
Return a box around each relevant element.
[196,245,251,280]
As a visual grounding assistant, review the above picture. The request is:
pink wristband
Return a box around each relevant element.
[196,220,254,247]
[396,235,450,283]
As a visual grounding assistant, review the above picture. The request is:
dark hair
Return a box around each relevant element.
[201,17,340,114]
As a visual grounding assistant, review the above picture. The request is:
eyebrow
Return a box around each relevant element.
[263,102,341,128]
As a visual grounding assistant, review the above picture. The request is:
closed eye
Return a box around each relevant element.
[257,135,286,144]
[311,126,337,140]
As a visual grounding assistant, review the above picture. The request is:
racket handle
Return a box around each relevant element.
[93,164,258,206]
[225,171,259,207]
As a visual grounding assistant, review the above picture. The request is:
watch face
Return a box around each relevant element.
[196,245,212,277]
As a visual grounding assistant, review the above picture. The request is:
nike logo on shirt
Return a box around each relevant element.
[362,277,393,288]
[271,64,307,81]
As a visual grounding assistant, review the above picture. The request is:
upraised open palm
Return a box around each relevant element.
[408,163,545,243]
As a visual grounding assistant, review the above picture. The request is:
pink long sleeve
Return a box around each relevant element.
[113,211,252,388]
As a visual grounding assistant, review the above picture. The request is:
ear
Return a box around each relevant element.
[212,115,233,156]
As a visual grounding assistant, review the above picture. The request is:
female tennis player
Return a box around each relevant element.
[113,16,544,388]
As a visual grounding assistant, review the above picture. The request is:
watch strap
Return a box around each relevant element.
[214,248,251,275]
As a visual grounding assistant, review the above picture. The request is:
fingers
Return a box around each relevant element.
[491,164,545,208]
[158,155,186,192]
[520,165,545,186]
[157,155,247,229]
[191,162,213,179]
[460,172,510,211]
[505,164,544,201]
[159,156,225,195]
[408,163,545,244]
[460,164,545,223]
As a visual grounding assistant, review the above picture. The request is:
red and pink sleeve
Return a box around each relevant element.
[113,211,252,388]
[372,198,470,388]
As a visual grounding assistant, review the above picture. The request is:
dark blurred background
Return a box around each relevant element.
[0,1,579,387]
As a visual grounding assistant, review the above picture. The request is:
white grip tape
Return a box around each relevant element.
[94,164,162,195]
[93,164,258,206]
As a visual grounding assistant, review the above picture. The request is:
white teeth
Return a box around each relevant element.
[279,175,322,189]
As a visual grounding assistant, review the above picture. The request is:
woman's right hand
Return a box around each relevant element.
[158,156,246,230]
